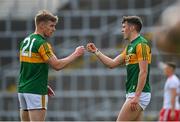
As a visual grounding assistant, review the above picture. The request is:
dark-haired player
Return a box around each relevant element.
[87,16,151,121]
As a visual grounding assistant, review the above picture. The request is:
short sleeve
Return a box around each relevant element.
[168,78,180,89]
[38,42,54,61]
[136,43,151,62]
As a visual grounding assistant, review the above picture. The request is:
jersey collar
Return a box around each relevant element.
[130,34,140,44]
[34,33,46,39]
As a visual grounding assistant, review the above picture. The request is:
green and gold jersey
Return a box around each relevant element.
[18,34,54,95]
[121,35,151,93]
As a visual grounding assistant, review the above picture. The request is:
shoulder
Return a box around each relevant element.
[171,75,180,84]
[31,34,47,48]
[135,36,150,48]
[135,36,151,49]
[167,75,180,88]
[34,34,46,43]
[139,36,149,44]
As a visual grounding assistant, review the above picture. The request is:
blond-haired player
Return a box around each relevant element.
[18,10,85,121]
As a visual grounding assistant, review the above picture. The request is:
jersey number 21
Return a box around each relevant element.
[21,37,35,57]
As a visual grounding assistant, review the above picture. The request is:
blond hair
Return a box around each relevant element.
[35,10,58,26]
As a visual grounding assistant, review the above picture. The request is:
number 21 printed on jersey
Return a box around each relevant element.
[21,37,35,57]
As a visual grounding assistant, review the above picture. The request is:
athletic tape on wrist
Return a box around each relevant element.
[94,49,100,56]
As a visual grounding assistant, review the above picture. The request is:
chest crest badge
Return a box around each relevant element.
[128,47,133,53]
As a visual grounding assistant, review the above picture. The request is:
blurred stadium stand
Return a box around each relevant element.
[0,0,179,121]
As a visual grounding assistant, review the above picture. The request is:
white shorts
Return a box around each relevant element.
[18,93,48,110]
[126,92,151,110]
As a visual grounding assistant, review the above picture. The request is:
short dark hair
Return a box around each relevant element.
[166,62,176,70]
[122,16,143,32]
[35,10,58,26]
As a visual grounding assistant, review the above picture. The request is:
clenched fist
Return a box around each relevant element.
[74,46,85,57]
[86,43,97,53]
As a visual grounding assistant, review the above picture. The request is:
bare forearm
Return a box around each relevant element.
[55,53,77,70]
[48,46,84,71]
[171,97,175,110]
[86,43,123,68]
[170,89,177,110]
[95,50,114,68]
[95,50,123,68]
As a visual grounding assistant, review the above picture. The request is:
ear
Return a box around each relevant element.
[38,22,45,29]
[130,25,135,31]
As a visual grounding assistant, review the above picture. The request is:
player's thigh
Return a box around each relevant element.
[116,99,142,121]
[18,93,30,121]
[18,93,27,110]
[23,93,48,121]
[29,109,46,121]
[135,110,143,121]
[24,93,48,110]
[20,110,30,121]
[18,93,48,110]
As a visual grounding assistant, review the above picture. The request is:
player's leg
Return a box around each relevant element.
[159,108,166,121]
[116,99,143,121]
[168,109,180,121]
[20,110,30,121]
[24,93,48,121]
[135,110,143,121]
[178,110,180,121]
[29,109,46,121]
[18,93,30,121]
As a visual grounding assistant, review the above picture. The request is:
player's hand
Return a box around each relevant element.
[74,46,85,57]
[130,96,139,111]
[48,85,55,97]
[86,43,97,53]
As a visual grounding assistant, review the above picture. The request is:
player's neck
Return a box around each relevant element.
[129,33,139,42]
[34,29,45,38]
[167,73,174,78]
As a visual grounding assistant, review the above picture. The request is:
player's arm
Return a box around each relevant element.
[135,43,151,97]
[170,88,176,111]
[39,42,85,71]
[169,80,179,119]
[47,46,85,71]
[94,50,125,68]
[130,43,151,111]
[135,60,148,97]
[86,43,125,68]
[169,87,177,119]
[130,60,149,111]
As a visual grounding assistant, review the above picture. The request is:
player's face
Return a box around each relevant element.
[42,21,56,38]
[121,22,133,40]
[164,65,173,76]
